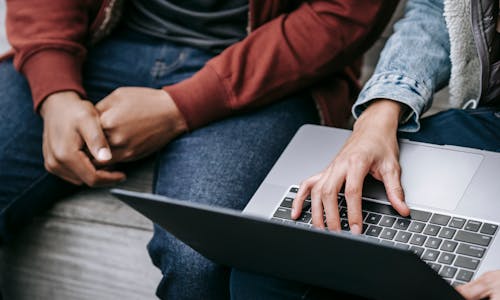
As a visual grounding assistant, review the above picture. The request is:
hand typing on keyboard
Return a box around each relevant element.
[291,100,410,233]
[456,270,500,300]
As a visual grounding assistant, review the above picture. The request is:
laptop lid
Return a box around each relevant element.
[112,189,464,300]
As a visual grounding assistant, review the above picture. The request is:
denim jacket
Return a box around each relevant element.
[352,0,498,132]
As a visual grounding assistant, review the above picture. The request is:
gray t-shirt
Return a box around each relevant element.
[126,0,249,53]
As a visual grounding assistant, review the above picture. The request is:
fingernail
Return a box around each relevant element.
[291,208,296,217]
[351,224,361,235]
[97,148,112,161]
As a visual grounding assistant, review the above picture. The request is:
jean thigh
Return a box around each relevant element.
[0,59,76,242]
[148,94,320,300]
[399,108,500,152]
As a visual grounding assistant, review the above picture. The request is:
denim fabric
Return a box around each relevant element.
[353,0,451,132]
[229,106,500,299]
[0,26,320,299]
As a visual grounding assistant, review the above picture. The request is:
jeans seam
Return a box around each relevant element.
[0,172,51,216]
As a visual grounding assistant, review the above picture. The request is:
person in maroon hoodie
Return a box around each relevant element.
[0,0,397,298]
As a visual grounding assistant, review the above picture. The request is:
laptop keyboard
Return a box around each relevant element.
[272,186,499,287]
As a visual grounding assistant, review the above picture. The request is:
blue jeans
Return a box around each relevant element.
[230,106,500,299]
[0,27,320,299]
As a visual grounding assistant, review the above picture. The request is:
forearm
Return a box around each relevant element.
[6,0,94,110]
[165,0,399,130]
[353,0,451,132]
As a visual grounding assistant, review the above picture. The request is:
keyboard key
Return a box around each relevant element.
[452,281,466,287]
[340,208,348,219]
[366,225,383,237]
[480,223,498,235]
[449,217,466,229]
[362,223,368,234]
[422,249,440,261]
[439,266,458,278]
[303,201,312,212]
[438,228,457,239]
[410,234,427,246]
[363,201,400,216]
[441,240,458,252]
[380,216,396,227]
[430,214,451,226]
[366,213,382,224]
[456,243,485,258]
[427,262,442,273]
[438,252,456,265]
[380,228,397,240]
[408,221,425,233]
[394,218,411,230]
[410,210,432,222]
[362,211,368,221]
[410,246,425,257]
[395,243,410,250]
[380,240,395,247]
[273,208,292,220]
[455,230,492,247]
[423,224,441,236]
[394,231,412,243]
[271,218,284,223]
[280,197,294,208]
[464,220,482,232]
[454,256,480,270]
[297,212,312,223]
[456,269,474,282]
[425,237,443,249]
[290,187,299,193]
[341,219,350,231]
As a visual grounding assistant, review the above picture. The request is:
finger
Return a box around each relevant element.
[310,184,325,229]
[43,142,83,185]
[320,172,344,232]
[380,163,410,217]
[456,279,488,300]
[67,151,125,187]
[77,117,112,163]
[344,162,370,234]
[292,174,321,219]
[95,95,113,113]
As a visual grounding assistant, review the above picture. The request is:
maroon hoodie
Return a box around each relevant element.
[3,0,398,129]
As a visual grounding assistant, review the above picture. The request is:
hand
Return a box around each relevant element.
[292,99,410,233]
[457,270,500,300]
[96,87,188,163]
[40,91,125,186]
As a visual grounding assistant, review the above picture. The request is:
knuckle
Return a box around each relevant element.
[345,186,361,198]
[44,159,56,173]
[320,187,334,200]
[347,153,368,167]
[109,133,127,146]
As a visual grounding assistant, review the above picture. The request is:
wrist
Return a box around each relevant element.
[354,99,402,132]
[160,90,189,134]
[40,91,82,118]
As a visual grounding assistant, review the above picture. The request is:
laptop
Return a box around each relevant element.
[112,125,500,300]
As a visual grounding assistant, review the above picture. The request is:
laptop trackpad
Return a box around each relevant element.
[364,143,484,211]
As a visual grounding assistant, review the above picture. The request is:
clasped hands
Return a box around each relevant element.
[40,87,187,187]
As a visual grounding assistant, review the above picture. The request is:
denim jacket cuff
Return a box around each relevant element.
[352,73,433,132]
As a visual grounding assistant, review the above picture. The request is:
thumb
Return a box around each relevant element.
[78,116,112,162]
[380,163,410,216]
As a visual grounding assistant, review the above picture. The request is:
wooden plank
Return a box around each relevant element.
[2,217,161,300]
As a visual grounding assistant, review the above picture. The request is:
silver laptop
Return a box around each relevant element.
[245,125,499,283]
[112,124,499,299]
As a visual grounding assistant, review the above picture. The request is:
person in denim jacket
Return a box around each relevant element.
[230,0,500,299]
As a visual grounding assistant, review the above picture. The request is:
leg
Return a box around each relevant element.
[148,94,320,299]
[399,107,500,152]
[0,59,77,242]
